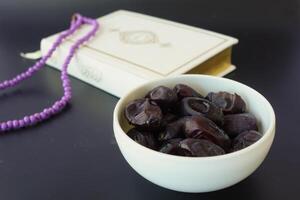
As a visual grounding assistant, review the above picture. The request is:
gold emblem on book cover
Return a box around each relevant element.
[110,28,171,47]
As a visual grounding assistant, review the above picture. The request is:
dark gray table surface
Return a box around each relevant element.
[0,0,299,199]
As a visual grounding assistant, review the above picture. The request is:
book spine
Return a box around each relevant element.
[40,38,147,98]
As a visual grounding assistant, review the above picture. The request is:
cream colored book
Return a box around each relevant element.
[41,10,238,97]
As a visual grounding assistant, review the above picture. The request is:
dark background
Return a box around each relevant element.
[0,0,299,199]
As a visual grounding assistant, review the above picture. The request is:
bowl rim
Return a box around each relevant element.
[113,74,276,161]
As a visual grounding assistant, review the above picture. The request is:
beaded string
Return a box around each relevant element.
[0,14,99,132]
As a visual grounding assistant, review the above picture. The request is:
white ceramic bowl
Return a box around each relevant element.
[113,75,275,193]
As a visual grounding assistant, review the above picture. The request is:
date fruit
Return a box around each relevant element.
[183,116,231,151]
[158,118,186,141]
[125,98,162,130]
[206,92,246,114]
[223,113,258,138]
[159,138,190,156]
[180,97,224,125]
[124,83,262,157]
[127,128,157,150]
[232,130,262,151]
[179,138,225,157]
[173,84,203,100]
[146,86,177,108]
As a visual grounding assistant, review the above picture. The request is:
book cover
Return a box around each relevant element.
[41,10,238,97]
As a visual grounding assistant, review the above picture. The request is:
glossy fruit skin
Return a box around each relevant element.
[206,92,246,114]
[173,84,203,100]
[125,98,163,130]
[127,128,157,150]
[183,116,231,151]
[232,130,262,152]
[180,97,224,125]
[158,118,186,141]
[223,113,258,138]
[146,86,177,108]
[124,84,263,157]
[159,138,189,155]
[179,138,225,157]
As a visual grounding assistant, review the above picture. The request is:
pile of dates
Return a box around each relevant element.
[124,84,262,157]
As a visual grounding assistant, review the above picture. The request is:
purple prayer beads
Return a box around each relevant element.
[0,14,99,132]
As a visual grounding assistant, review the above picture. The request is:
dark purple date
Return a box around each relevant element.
[232,130,262,152]
[223,113,258,138]
[124,84,262,157]
[127,128,157,150]
[146,86,177,109]
[125,98,162,130]
[180,97,224,125]
[183,116,231,151]
[158,118,185,141]
[206,92,246,114]
[179,138,225,157]
[173,84,203,100]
